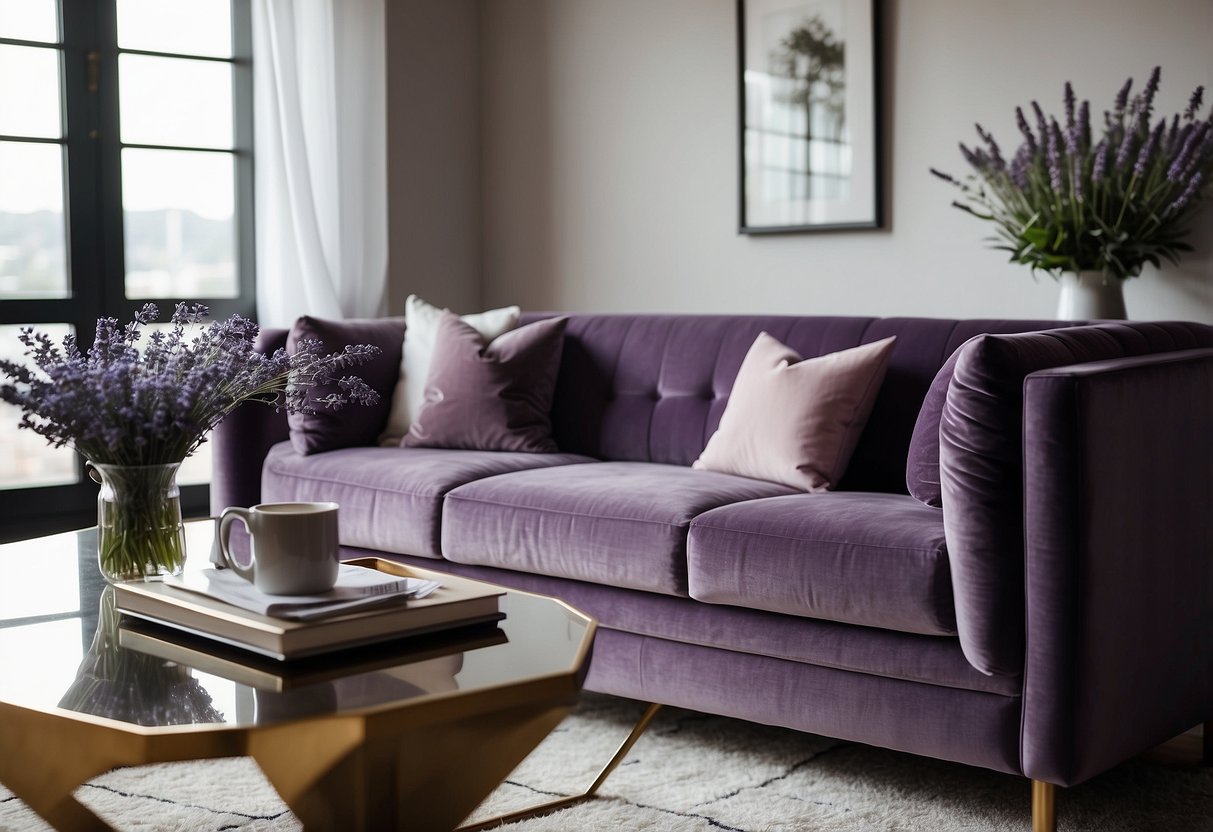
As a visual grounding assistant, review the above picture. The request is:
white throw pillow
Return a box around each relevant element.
[378,295,521,445]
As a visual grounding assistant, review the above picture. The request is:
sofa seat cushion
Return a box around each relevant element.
[441,461,798,595]
[375,551,1020,697]
[261,442,595,558]
[688,492,953,636]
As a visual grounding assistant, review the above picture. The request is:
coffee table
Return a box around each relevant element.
[0,520,596,831]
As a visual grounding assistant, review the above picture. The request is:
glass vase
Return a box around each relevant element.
[91,462,187,583]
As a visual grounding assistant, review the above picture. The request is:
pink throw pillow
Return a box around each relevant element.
[693,333,896,491]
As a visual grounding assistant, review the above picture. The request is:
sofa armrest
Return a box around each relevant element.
[209,327,291,511]
[1021,348,1213,786]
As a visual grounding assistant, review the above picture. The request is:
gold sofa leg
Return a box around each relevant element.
[456,702,663,831]
[1032,780,1056,832]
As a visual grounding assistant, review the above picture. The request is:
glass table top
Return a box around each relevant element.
[0,520,593,731]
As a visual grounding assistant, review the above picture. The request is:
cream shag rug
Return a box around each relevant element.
[2,693,1211,831]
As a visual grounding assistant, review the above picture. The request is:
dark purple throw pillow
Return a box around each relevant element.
[402,313,568,453]
[905,349,963,508]
[906,319,1088,507]
[286,316,404,456]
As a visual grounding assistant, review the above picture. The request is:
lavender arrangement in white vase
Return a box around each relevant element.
[0,303,381,582]
[932,67,1213,318]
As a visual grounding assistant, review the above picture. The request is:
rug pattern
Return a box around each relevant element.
[2,694,1211,831]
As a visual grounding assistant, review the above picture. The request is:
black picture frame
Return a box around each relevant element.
[738,0,882,233]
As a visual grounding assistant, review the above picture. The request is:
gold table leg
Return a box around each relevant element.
[0,703,245,832]
[455,702,663,832]
[248,696,579,832]
[2,685,584,832]
[0,710,123,830]
[1032,779,1056,832]
[244,715,369,831]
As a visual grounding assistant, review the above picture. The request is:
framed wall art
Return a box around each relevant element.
[737,0,882,233]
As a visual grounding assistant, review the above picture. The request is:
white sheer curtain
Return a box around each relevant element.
[253,0,388,327]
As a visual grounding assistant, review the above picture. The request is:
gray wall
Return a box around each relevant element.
[384,0,481,315]
[386,0,1213,323]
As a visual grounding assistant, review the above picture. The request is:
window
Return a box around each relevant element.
[0,0,253,541]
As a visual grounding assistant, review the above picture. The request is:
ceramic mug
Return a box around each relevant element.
[217,502,340,595]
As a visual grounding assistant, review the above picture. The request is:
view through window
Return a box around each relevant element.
[0,0,253,537]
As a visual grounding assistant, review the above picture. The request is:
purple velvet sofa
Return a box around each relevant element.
[212,313,1213,829]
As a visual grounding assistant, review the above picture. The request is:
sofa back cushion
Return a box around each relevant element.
[940,321,1213,677]
[523,314,1084,494]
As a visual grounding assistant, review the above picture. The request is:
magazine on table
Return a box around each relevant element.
[166,565,440,621]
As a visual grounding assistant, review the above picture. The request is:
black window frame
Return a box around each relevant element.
[0,0,255,543]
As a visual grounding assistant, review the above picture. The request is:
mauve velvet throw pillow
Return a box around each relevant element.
[286,316,403,456]
[402,313,568,453]
[693,333,896,492]
[378,295,521,445]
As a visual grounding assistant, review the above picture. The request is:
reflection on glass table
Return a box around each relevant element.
[59,588,226,726]
[0,520,595,832]
[0,521,592,729]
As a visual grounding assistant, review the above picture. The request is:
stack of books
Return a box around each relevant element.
[114,558,505,661]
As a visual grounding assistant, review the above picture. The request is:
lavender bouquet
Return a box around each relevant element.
[932,68,1213,281]
[0,303,381,580]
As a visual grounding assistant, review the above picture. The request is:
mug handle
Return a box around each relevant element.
[218,507,257,584]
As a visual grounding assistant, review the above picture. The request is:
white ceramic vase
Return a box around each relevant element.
[1056,271,1127,320]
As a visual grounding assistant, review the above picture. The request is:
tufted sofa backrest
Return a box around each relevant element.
[522,313,1081,494]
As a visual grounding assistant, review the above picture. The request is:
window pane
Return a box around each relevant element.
[0,142,67,299]
[0,44,62,138]
[178,438,211,487]
[0,323,79,490]
[116,0,231,58]
[0,0,58,44]
[122,148,236,299]
[119,54,232,149]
